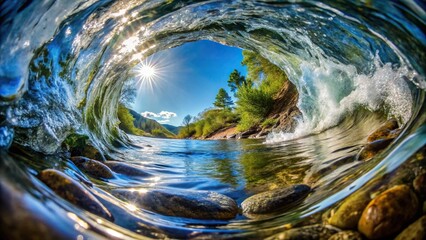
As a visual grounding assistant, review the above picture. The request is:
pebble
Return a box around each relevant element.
[241,184,311,218]
[105,161,151,177]
[395,215,426,240]
[329,189,371,229]
[268,224,338,240]
[71,156,115,179]
[328,231,364,240]
[367,119,398,143]
[38,169,113,221]
[112,188,238,220]
[358,138,394,161]
[358,184,419,239]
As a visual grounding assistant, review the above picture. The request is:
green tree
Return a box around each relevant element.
[182,114,192,133]
[241,50,288,96]
[227,69,246,95]
[214,88,233,109]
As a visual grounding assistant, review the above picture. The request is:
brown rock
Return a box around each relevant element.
[329,189,371,230]
[358,138,394,161]
[241,184,311,218]
[328,231,364,240]
[268,224,338,240]
[367,119,398,143]
[358,185,419,239]
[105,161,151,177]
[38,169,113,221]
[71,156,114,179]
[112,188,238,220]
[395,215,426,240]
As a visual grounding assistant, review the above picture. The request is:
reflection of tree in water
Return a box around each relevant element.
[204,141,242,187]
[239,140,311,192]
[211,158,238,187]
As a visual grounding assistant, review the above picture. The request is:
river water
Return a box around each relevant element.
[0,0,425,239]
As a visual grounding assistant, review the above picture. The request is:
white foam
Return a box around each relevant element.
[266,56,414,143]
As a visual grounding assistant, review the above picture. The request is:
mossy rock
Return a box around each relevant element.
[329,189,371,230]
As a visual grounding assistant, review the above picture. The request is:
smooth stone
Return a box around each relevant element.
[112,188,238,220]
[329,189,371,230]
[395,215,426,240]
[328,231,364,240]
[358,138,394,161]
[105,161,151,177]
[241,184,311,217]
[268,224,338,240]
[367,119,398,143]
[71,156,114,179]
[358,185,419,239]
[38,169,113,221]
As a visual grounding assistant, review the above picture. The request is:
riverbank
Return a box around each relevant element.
[207,75,300,140]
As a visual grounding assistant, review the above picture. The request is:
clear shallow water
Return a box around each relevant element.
[0,0,425,239]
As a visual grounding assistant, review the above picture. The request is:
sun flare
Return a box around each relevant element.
[137,63,157,80]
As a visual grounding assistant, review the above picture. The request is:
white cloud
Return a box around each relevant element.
[159,111,177,119]
[141,111,177,122]
[141,111,159,118]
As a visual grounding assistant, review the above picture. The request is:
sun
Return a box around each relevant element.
[137,63,157,80]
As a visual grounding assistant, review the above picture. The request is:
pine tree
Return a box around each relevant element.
[227,69,246,95]
[214,88,233,109]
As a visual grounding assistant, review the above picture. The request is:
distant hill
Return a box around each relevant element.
[127,109,176,138]
[161,124,181,135]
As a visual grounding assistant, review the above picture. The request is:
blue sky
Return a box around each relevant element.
[130,40,246,126]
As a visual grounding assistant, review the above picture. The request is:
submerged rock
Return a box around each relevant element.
[241,184,311,218]
[268,224,338,240]
[328,231,364,240]
[38,169,113,221]
[358,184,419,239]
[105,161,151,177]
[367,119,398,143]
[358,138,394,161]
[395,215,426,240]
[71,156,114,179]
[112,188,238,220]
[329,189,371,229]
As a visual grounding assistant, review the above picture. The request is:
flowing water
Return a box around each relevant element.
[0,0,425,239]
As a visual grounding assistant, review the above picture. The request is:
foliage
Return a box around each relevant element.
[261,117,279,128]
[236,85,274,131]
[233,50,288,131]
[227,69,246,95]
[178,109,239,138]
[214,88,233,109]
[62,133,89,150]
[241,50,288,96]
[120,78,138,107]
[117,104,146,136]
